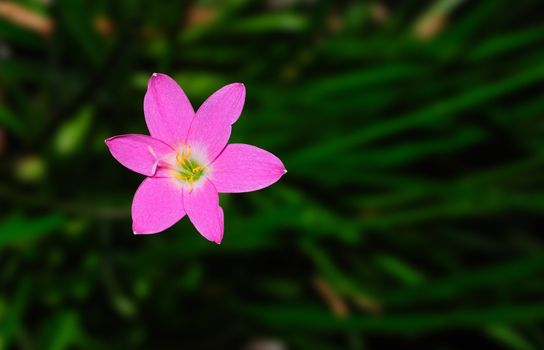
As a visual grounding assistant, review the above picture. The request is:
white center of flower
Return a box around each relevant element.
[172,145,207,189]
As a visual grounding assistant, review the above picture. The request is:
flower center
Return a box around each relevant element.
[175,145,207,188]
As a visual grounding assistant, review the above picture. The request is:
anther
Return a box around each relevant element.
[176,150,182,163]
[192,165,207,173]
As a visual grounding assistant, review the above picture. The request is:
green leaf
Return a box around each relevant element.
[374,254,426,286]
[56,0,105,66]
[242,302,544,333]
[470,26,544,61]
[53,106,93,156]
[39,312,80,350]
[0,280,30,348]
[381,255,544,306]
[290,62,544,165]
[0,103,24,137]
[486,325,535,350]
[230,13,309,33]
[0,213,66,247]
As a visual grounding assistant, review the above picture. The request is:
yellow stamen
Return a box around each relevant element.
[191,165,208,173]
[173,145,206,189]
[176,145,193,165]
[175,150,182,164]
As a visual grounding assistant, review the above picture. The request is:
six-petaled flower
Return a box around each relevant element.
[105,73,286,243]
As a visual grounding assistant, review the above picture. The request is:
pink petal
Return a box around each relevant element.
[144,73,195,147]
[105,134,174,176]
[183,180,224,244]
[186,83,245,162]
[210,143,286,193]
[132,177,185,234]
[201,83,246,124]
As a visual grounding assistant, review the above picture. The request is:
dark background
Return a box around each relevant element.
[1,0,544,349]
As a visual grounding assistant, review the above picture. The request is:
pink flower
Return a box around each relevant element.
[105,73,286,244]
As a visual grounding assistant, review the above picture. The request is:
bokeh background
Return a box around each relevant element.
[1,0,544,349]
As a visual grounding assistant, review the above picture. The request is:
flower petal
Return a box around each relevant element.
[186,83,245,162]
[210,143,286,193]
[105,134,174,176]
[183,180,224,244]
[201,83,246,124]
[132,177,185,234]
[144,73,195,147]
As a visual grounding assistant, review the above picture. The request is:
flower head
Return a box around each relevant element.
[105,73,286,243]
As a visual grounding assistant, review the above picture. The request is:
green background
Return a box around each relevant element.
[1,0,544,349]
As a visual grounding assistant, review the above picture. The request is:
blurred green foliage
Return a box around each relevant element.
[1,0,544,349]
